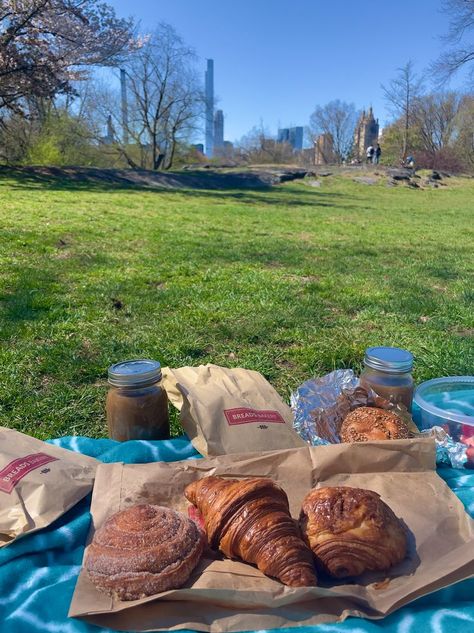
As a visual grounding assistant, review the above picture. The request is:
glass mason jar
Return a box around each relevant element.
[359,346,414,411]
[106,359,170,441]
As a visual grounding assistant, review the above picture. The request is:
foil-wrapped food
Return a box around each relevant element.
[291,369,470,468]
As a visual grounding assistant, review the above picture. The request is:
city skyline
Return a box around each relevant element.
[109,0,470,144]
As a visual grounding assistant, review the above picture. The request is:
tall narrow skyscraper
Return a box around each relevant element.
[205,59,214,158]
[214,109,224,153]
[120,68,129,145]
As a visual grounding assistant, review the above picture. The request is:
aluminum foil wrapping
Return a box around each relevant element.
[291,369,470,468]
[291,369,357,445]
[421,426,469,468]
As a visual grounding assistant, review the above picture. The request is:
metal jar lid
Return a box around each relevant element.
[363,346,413,374]
[107,359,162,387]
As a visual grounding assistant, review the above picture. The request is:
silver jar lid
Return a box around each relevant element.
[364,346,413,374]
[108,359,162,387]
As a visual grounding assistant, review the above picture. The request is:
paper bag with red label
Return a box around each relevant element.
[0,427,97,546]
[162,364,306,456]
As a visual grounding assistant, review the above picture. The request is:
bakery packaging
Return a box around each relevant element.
[0,427,97,546]
[162,364,306,455]
[69,438,474,632]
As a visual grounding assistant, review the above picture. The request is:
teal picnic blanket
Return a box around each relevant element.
[0,436,473,633]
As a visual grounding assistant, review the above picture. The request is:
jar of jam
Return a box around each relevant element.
[106,359,170,441]
[359,346,414,411]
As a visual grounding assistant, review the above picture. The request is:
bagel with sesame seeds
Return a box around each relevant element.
[340,406,410,443]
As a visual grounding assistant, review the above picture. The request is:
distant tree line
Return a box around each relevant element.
[236,0,474,173]
[381,63,474,172]
[0,0,473,172]
[0,1,203,169]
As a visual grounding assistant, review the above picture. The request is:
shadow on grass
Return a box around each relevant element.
[0,165,351,208]
[0,165,275,192]
[0,248,116,331]
[0,267,54,323]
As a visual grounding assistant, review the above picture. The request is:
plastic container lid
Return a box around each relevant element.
[414,376,474,427]
[108,359,162,387]
[364,346,413,373]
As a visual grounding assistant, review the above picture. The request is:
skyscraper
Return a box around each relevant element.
[277,126,303,151]
[289,127,303,151]
[205,59,214,157]
[214,109,224,153]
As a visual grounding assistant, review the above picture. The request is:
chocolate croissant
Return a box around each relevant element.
[185,476,317,587]
[85,504,204,600]
[299,486,407,579]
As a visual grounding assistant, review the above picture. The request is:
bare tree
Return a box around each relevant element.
[432,0,474,84]
[412,92,463,155]
[86,24,202,170]
[236,124,294,164]
[308,100,357,163]
[454,93,474,169]
[0,0,133,117]
[381,60,424,159]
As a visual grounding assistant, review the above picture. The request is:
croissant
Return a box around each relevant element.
[299,486,407,579]
[184,476,317,587]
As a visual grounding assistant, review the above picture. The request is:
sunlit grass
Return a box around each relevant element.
[0,171,473,439]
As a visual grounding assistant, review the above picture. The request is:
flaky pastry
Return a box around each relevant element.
[185,475,317,587]
[299,486,407,578]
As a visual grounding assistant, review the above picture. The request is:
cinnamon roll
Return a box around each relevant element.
[85,504,204,600]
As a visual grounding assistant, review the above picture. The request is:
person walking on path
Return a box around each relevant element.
[373,144,382,164]
[366,145,374,164]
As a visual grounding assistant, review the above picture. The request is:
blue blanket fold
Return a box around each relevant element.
[0,436,472,633]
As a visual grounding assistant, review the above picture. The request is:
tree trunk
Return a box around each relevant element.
[154,153,165,170]
[165,137,177,169]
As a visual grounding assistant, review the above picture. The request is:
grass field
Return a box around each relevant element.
[0,169,473,439]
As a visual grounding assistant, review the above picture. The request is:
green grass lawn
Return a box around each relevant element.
[0,170,473,439]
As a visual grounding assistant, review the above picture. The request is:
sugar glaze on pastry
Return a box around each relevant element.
[299,486,407,578]
[185,475,317,587]
[85,504,204,600]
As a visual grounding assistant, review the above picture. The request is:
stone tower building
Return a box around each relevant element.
[314,133,337,165]
[353,107,379,160]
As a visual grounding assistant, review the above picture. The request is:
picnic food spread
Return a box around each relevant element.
[3,345,473,631]
[84,504,204,600]
[184,475,318,587]
[83,475,409,600]
[106,359,169,441]
[340,406,411,442]
[299,486,408,578]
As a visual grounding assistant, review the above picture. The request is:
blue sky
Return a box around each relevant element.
[109,0,468,144]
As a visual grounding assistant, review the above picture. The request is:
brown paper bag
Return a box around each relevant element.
[69,438,474,632]
[0,427,97,546]
[162,364,306,455]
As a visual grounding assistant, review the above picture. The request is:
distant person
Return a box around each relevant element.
[403,155,415,173]
[374,144,382,164]
[366,145,374,164]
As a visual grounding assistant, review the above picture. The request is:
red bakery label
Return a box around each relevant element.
[224,407,285,426]
[0,453,59,494]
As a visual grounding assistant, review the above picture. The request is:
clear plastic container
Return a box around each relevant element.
[414,376,474,445]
